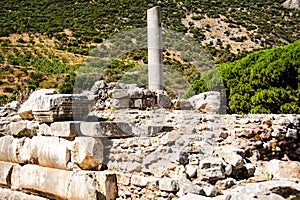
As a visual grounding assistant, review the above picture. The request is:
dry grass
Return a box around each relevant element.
[182,14,262,54]
[0,33,87,100]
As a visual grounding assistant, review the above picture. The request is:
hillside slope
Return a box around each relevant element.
[0,0,300,110]
[1,0,299,56]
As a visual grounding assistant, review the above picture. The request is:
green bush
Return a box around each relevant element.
[0,55,4,64]
[0,95,8,105]
[59,74,76,94]
[219,40,300,114]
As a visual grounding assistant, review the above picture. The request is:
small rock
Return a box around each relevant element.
[203,185,221,197]
[244,163,256,176]
[287,115,299,127]
[188,91,220,113]
[143,89,153,97]
[111,89,129,99]
[199,157,225,169]
[215,178,236,190]
[159,178,179,192]
[115,172,131,186]
[131,175,159,187]
[266,159,300,179]
[128,87,144,99]
[0,110,8,117]
[111,98,130,108]
[8,121,38,137]
[134,99,143,108]
[251,140,262,147]
[147,125,174,137]
[179,151,189,165]
[126,161,142,172]
[295,147,300,155]
[157,91,172,109]
[198,166,225,182]
[9,115,22,122]
[173,99,193,110]
[7,101,20,110]
[90,80,107,94]
[224,164,233,176]
[186,165,197,178]
[286,128,298,139]
[177,193,212,200]
[189,154,199,165]
[177,178,205,197]
[214,147,244,169]
[143,98,155,107]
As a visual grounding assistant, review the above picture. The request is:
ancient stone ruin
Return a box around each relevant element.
[0,79,299,200]
[0,6,299,200]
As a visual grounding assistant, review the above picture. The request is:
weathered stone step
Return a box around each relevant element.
[38,121,133,138]
[0,136,109,170]
[0,161,15,186]
[11,164,117,200]
[7,120,39,137]
[147,125,174,136]
[0,136,24,163]
[80,122,132,138]
[17,89,91,122]
[3,120,133,138]
[32,94,90,122]
[0,136,70,169]
[18,89,58,120]
[0,187,48,200]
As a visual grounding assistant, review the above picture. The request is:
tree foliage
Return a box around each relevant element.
[218,40,300,114]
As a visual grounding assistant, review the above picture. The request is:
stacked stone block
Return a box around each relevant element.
[91,81,221,113]
[91,81,173,111]
[0,91,133,199]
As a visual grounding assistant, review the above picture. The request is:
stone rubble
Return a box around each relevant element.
[0,82,299,199]
[18,89,58,120]
[32,93,90,122]
[187,91,221,113]
[89,80,220,113]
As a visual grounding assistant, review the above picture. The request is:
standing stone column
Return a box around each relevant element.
[147,6,163,90]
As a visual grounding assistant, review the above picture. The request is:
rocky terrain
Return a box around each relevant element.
[283,0,300,9]
[0,81,299,199]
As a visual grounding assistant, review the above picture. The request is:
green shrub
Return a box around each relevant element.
[218,40,300,114]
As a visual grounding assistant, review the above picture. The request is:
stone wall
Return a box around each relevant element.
[0,88,299,200]
[90,80,220,113]
[91,81,171,111]
[104,112,300,199]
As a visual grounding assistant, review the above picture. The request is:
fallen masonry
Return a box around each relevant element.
[0,84,299,200]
